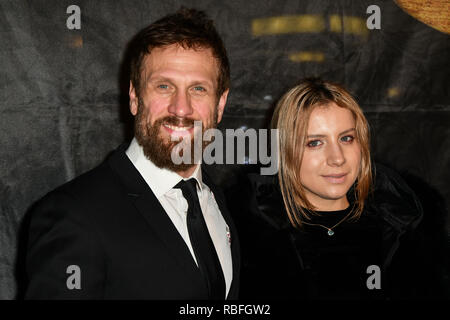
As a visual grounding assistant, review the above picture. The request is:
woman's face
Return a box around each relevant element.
[299,102,361,211]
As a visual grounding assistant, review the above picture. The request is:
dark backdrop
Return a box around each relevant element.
[0,0,448,299]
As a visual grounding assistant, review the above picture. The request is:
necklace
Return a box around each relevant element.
[301,209,352,236]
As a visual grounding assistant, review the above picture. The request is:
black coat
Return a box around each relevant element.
[24,144,240,299]
[233,164,442,299]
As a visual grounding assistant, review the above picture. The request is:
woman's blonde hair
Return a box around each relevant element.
[271,78,372,228]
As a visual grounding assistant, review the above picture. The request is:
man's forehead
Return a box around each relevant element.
[150,43,214,56]
[140,44,219,83]
[143,45,217,68]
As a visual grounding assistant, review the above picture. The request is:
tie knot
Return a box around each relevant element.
[174,179,200,210]
[174,178,198,195]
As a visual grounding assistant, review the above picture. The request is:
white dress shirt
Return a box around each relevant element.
[126,138,233,297]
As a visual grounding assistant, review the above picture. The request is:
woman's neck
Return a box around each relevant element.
[311,197,349,212]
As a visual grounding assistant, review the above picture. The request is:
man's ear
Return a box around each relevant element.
[216,89,229,124]
[129,81,138,116]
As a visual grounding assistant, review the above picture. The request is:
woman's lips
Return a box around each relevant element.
[322,173,347,184]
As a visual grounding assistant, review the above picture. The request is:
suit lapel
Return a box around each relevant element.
[107,145,239,299]
[107,145,200,276]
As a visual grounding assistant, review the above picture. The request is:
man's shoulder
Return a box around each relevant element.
[66,161,117,196]
[30,146,130,221]
[57,152,122,200]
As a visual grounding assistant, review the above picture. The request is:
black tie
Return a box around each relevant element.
[174,178,226,299]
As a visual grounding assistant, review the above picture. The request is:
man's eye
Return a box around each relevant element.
[193,86,206,92]
[157,84,169,89]
[341,135,354,143]
[306,140,322,147]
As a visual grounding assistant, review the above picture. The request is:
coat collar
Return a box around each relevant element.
[248,166,424,270]
[366,163,423,233]
[248,166,423,233]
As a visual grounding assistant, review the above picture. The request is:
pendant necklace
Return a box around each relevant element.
[301,209,352,236]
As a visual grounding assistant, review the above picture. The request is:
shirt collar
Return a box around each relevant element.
[126,137,203,198]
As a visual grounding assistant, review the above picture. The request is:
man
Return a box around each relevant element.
[25,8,239,299]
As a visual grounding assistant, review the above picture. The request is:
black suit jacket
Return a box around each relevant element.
[25,144,240,299]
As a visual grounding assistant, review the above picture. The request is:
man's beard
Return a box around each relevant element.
[134,99,218,172]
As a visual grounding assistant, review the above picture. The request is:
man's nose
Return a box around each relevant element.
[326,142,345,167]
[168,90,193,117]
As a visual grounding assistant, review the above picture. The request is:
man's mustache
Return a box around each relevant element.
[157,116,196,127]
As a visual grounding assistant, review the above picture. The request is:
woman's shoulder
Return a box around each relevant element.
[366,163,423,232]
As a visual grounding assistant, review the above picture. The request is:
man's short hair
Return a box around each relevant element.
[129,7,230,99]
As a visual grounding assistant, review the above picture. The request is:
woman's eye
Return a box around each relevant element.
[341,135,354,143]
[306,140,322,147]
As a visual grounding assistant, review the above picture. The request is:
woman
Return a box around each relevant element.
[236,78,430,299]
